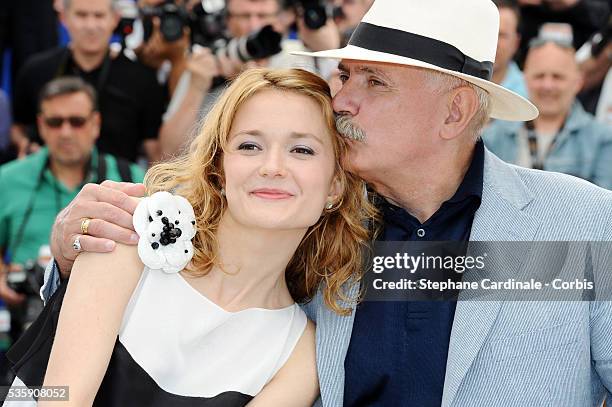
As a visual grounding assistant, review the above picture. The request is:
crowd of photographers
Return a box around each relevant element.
[0,0,610,386]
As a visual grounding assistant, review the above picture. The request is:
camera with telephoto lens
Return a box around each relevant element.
[285,0,329,30]
[210,24,283,62]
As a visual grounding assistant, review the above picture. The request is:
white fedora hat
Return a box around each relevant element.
[293,0,538,121]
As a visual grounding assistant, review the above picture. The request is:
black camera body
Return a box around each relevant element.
[6,261,45,333]
[141,2,189,43]
[6,261,44,298]
[286,0,329,30]
[591,16,611,58]
[141,0,226,46]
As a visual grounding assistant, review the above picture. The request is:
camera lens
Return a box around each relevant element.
[303,5,327,30]
[161,14,185,42]
[217,25,282,62]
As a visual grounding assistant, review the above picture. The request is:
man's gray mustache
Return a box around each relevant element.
[335,114,366,142]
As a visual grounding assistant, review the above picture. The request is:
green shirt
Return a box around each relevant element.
[0,147,145,266]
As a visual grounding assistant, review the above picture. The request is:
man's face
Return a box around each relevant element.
[38,92,100,167]
[524,42,582,119]
[332,61,448,182]
[62,0,119,55]
[226,0,280,37]
[334,0,373,33]
[494,8,520,71]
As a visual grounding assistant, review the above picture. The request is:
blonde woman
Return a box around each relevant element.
[4,68,376,406]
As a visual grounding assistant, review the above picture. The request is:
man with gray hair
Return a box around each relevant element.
[11,0,166,163]
[22,0,612,406]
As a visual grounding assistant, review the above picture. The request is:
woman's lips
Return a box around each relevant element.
[250,188,294,200]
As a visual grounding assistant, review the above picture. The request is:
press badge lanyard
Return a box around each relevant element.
[525,120,565,171]
[6,154,106,265]
[5,159,61,265]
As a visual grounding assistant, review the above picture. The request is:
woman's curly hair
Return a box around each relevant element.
[145,68,378,315]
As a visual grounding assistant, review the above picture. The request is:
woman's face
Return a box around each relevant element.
[222,89,339,231]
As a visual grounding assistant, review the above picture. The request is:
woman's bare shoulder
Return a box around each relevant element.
[73,243,144,276]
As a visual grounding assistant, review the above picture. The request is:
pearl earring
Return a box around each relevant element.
[326,201,333,210]
[220,188,225,196]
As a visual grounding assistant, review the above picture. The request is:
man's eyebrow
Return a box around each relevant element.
[337,63,392,82]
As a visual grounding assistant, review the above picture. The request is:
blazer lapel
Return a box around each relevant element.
[316,284,359,407]
[442,150,541,407]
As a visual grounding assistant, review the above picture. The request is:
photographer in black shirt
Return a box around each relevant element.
[11,0,167,163]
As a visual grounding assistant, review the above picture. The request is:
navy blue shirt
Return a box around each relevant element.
[344,140,485,407]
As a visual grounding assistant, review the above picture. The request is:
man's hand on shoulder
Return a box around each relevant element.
[50,180,145,279]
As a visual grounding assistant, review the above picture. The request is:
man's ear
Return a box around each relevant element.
[440,86,479,140]
[37,114,49,144]
[573,70,585,95]
[91,111,102,141]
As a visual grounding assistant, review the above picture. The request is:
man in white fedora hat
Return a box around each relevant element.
[292,0,612,406]
[34,0,612,406]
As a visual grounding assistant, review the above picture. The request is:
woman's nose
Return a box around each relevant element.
[258,148,286,178]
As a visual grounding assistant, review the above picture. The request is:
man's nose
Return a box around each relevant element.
[58,120,76,137]
[538,76,556,91]
[84,15,98,29]
[258,148,286,178]
[332,81,360,116]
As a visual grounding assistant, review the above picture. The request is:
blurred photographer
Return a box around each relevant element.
[11,0,167,164]
[119,0,203,96]
[158,0,339,157]
[0,77,145,343]
[577,16,612,123]
[515,0,610,65]
[331,0,373,46]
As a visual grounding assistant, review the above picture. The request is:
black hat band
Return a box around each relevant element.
[349,22,494,81]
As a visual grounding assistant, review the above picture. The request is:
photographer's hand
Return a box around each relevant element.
[297,17,341,52]
[137,17,190,70]
[188,46,219,91]
[0,264,26,305]
[50,181,145,279]
[215,52,247,79]
[159,47,218,158]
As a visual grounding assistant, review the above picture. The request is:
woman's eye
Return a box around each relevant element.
[291,146,315,155]
[237,142,261,151]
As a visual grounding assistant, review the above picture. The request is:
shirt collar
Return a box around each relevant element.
[446,139,484,204]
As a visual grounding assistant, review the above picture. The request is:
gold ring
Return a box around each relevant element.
[80,218,91,235]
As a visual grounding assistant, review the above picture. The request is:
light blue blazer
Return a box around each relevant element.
[303,149,612,406]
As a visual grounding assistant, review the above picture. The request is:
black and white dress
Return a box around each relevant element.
[3,266,307,406]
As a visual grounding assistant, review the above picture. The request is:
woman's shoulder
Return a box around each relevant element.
[300,318,316,352]
[73,243,144,279]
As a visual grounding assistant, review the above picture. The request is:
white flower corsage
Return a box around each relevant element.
[133,191,197,273]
